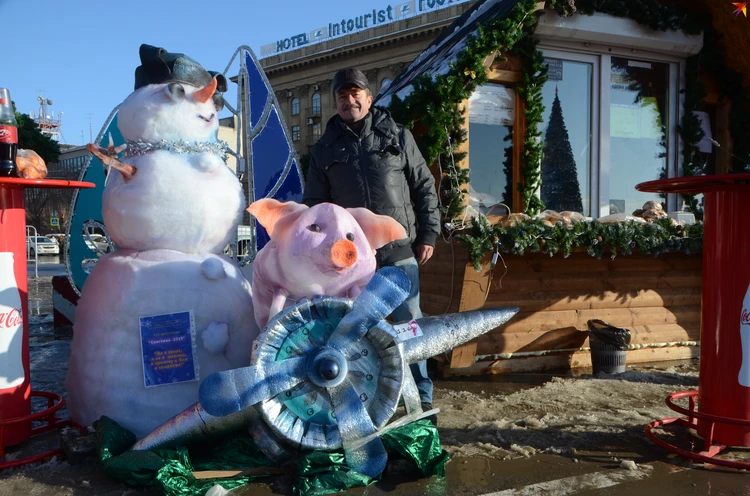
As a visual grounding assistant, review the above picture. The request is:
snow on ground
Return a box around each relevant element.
[435,366,699,460]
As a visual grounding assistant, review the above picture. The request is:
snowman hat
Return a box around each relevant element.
[134,44,228,109]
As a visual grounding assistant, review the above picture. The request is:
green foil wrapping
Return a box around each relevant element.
[382,419,450,478]
[293,451,373,495]
[95,416,449,496]
[292,420,449,495]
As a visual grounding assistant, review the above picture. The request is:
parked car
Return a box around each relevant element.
[84,234,111,253]
[27,236,60,256]
[46,233,67,248]
[46,233,66,242]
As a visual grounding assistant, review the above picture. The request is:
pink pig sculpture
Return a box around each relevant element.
[248,198,407,329]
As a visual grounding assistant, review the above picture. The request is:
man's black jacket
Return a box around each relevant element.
[303,106,440,265]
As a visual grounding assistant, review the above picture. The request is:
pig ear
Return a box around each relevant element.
[347,208,407,249]
[247,199,308,238]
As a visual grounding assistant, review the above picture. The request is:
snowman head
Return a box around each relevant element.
[118,44,228,143]
[118,80,222,143]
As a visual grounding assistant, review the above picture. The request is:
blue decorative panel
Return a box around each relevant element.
[67,112,123,293]
[252,108,290,199]
[244,49,303,251]
[246,52,270,130]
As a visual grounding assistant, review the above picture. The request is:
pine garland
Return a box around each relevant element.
[457,216,703,271]
[513,32,547,215]
[551,0,703,34]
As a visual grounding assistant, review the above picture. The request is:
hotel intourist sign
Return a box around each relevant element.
[261,0,469,57]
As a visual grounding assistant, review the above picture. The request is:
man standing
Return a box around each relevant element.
[303,68,441,422]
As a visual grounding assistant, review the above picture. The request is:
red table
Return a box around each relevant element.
[0,177,93,468]
[638,173,750,468]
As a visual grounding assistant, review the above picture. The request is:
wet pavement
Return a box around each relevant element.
[2,270,749,495]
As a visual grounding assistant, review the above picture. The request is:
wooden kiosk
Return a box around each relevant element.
[423,243,701,375]
[376,0,749,375]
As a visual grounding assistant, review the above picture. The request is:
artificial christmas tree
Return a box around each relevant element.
[540,88,584,213]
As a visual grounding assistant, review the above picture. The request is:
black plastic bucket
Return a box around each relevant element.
[587,319,630,374]
[589,336,627,374]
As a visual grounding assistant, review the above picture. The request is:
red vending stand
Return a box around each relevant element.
[639,173,750,468]
[0,176,93,469]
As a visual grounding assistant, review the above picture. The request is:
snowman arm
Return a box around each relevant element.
[268,288,289,323]
[86,143,136,181]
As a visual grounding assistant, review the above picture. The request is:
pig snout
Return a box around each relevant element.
[330,239,357,269]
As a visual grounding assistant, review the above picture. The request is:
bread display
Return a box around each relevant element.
[15,149,48,179]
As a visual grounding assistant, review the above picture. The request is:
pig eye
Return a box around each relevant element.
[308,224,321,232]
[346,233,354,241]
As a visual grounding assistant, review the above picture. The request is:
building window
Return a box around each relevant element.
[527,10,704,217]
[291,98,300,115]
[608,57,670,215]
[468,83,515,213]
[292,125,300,141]
[311,93,321,116]
[540,56,593,216]
[308,122,323,146]
[534,48,680,217]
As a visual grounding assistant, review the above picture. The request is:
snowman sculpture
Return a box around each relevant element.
[65,45,259,439]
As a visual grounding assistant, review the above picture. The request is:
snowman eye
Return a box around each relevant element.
[346,233,354,241]
[164,83,186,103]
[308,224,321,232]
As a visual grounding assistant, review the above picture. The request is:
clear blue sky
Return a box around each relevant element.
[3,0,420,146]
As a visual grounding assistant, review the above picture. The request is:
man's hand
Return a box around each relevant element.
[415,244,434,265]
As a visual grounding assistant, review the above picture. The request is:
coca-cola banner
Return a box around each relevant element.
[0,252,25,389]
[0,125,18,144]
[739,284,750,387]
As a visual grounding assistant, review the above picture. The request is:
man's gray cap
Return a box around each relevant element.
[332,68,369,95]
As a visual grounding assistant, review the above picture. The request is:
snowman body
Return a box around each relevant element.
[102,150,243,253]
[66,76,258,438]
[66,250,256,438]
[103,81,244,253]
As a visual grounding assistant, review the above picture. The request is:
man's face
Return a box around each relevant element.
[334,85,373,124]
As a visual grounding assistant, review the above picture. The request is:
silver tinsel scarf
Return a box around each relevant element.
[123,139,230,162]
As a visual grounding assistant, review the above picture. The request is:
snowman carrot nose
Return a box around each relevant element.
[193,78,218,104]
[331,239,357,269]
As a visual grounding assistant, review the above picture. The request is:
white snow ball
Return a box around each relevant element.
[201,258,227,280]
[202,321,230,355]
